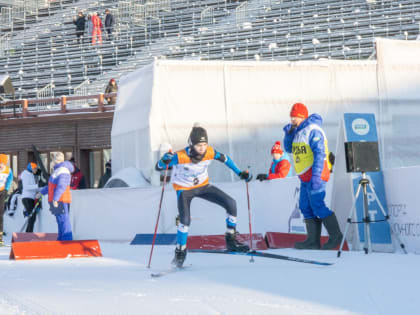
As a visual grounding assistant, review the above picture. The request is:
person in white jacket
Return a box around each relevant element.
[21,163,40,232]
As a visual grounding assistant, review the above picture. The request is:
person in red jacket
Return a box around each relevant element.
[69,158,87,189]
[256,141,292,181]
[91,12,103,45]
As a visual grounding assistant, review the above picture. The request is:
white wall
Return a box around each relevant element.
[383,166,420,254]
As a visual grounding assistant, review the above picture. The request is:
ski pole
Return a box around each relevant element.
[147,153,171,268]
[245,167,254,263]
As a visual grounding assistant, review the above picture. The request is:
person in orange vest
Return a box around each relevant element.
[156,124,252,268]
[40,153,74,241]
[0,154,12,245]
[91,12,103,45]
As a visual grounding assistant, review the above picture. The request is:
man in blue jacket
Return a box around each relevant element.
[283,103,342,250]
[41,153,74,241]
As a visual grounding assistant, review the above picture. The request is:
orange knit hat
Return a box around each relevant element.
[290,103,308,119]
[0,154,8,165]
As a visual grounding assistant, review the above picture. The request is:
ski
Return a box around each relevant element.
[188,249,333,266]
[151,265,191,278]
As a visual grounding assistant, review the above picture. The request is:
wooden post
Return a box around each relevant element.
[98,93,104,112]
[22,99,28,117]
[61,96,67,113]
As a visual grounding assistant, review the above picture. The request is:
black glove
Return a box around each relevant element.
[50,202,65,215]
[328,152,335,166]
[239,171,252,182]
[288,125,297,134]
[256,174,268,181]
[175,215,180,226]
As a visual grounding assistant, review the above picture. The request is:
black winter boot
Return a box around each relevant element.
[172,245,187,268]
[321,213,343,250]
[294,218,321,249]
[225,231,250,252]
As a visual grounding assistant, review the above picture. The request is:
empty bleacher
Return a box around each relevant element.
[0,0,418,106]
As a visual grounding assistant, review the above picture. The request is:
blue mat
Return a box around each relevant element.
[130,234,177,245]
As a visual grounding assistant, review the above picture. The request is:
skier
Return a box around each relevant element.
[256,141,292,181]
[155,124,252,267]
[0,154,12,245]
[283,103,343,250]
[21,162,40,232]
[40,153,74,241]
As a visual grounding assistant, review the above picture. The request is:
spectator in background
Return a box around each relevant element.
[256,141,292,181]
[85,13,93,42]
[91,12,103,45]
[72,11,86,44]
[104,9,115,41]
[69,157,87,189]
[98,160,112,188]
[0,154,12,245]
[41,152,74,241]
[21,163,40,233]
[105,78,118,105]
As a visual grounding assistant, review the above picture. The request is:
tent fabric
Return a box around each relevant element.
[112,38,420,183]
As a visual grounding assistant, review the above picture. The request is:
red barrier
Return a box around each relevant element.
[9,239,102,260]
[265,232,349,251]
[187,234,268,250]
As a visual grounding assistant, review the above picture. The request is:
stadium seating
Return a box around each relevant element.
[0,0,418,107]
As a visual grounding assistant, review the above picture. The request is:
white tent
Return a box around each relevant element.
[111,38,420,184]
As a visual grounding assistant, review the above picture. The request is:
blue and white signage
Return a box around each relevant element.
[344,113,391,245]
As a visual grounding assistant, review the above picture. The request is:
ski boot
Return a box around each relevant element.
[225,230,250,252]
[172,245,187,268]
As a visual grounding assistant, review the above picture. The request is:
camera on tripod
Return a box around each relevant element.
[344,141,380,173]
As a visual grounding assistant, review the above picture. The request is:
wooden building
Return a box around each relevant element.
[0,95,114,188]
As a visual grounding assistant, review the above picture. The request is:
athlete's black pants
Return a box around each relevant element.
[177,184,237,226]
[0,190,6,238]
[22,198,36,233]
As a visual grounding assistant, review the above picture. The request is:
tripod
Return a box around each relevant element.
[337,172,406,257]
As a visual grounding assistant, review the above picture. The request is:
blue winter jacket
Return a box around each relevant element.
[283,114,328,182]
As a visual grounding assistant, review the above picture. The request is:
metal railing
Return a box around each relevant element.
[36,82,56,111]
[70,78,91,108]
[201,7,214,26]
[0,7,12,28]
[235,1,248,27]
[0,92,116,119]
[0,33,10,57]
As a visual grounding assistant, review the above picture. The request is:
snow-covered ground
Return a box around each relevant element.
[0,242,418,315]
